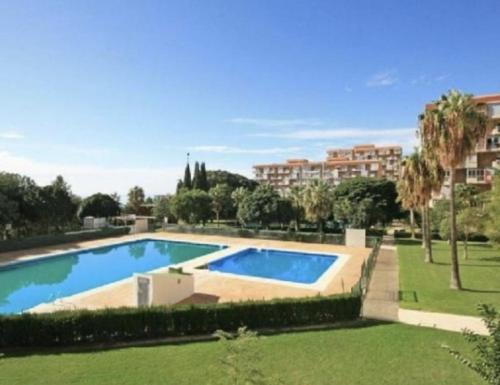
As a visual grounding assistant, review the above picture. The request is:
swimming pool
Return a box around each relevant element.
[207,248,339,284]
[0,239,223,314]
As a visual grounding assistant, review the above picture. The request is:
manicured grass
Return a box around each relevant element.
[398,239,500,315]
[0,323,484,385]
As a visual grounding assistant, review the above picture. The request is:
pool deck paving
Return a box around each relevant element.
[1,232,371,313]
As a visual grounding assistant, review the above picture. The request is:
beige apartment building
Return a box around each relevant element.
[253,144,402,194]
[435,93,500,198]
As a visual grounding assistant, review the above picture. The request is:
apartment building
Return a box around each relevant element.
[435,93,500,197]
[253,144,402,194]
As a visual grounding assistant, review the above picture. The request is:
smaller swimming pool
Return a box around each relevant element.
[207,248,339,284]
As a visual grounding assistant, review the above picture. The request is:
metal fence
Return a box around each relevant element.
[351,239,381,298]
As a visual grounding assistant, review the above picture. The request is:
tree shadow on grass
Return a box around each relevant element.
[478,256,500,263]
[430,262,451,266]
[461,288,500,294]
[395,239,421,246]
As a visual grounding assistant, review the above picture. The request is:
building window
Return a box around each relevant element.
[488,103,500,118]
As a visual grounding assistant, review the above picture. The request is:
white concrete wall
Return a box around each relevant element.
[133,272,194,306]
[131,218,149,234]
[83,217,107,230]
[345,228,366,248]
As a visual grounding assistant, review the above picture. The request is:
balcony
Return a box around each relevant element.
[466,168,492,184]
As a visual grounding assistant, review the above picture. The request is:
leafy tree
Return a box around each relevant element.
[78,193,121,218]
[457,206,485,259]
[231,187,249,207]
[125,186,146,214]
[231,187,250,226]
[0,191,19,238]
[420,90,491,290]
[171,188,212,225]
[192,161,201,189]
[40,176,78,232]
[456,184,480,209]
[209,184,233,227]
[237,184,279,228]
[302,180,333,234]
[199,162,209,191]
[334,177,400,230]
[443,304,500,385]
[152,195,176,222]
[274,197,294,229]
[0,172,43,236]
[431,199,450,233]
[183,163,192,190]
[207,170,257,191]
[485,174,500,244]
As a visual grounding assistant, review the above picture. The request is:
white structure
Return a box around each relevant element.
[133,271,194,307]
[131,218,149,234]
[345,228,366,248]
[83,216,107,230]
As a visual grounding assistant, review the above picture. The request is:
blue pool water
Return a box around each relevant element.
[0,239,223,314]
[207,248,338,284]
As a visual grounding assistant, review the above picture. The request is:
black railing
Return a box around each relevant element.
[351,239,381,298]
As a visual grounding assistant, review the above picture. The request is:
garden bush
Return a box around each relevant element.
[166,225,346,244]
[0,294,361,348]
[0,227,131,253]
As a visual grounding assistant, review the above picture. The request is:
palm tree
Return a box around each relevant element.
[399,150,443,263]
[302,180,333,240]
[420,90,491,289]
[288,185,304,232]
[397,159,419,239]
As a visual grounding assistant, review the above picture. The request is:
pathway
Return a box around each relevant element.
[361,235,399,321]
[398,308,488,335]
[362,235,488,335]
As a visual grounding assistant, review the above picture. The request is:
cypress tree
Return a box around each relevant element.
[176,179,184,193]
[183,163,192,189]
[192,161,200,189]
[199,162,209,191]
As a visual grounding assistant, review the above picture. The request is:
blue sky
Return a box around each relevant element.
[0,0,499,198]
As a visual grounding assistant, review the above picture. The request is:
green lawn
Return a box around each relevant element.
[0,323,484,385]
[398,239,500,316]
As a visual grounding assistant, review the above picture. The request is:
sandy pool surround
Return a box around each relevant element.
[0,234,355,313]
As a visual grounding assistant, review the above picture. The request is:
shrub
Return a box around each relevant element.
[166,225,346,245]
[0,227,130,253]
[0,294,361,348]
[442,304,500,385]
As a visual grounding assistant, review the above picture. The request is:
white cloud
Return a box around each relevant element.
[252,127,418,154]
[190,145,301,154]
[411,74,450,85]
[434,74,450,82]
[227,118,323,127]
[0,151,182,198]
[252,127,415,140]
[366,70,398,87]
[0,132,24,139]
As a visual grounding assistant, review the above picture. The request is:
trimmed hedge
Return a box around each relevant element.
[0,294,360,348]
[166,225,380,248]
[166,225,344,244]
[0,227,131,253]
